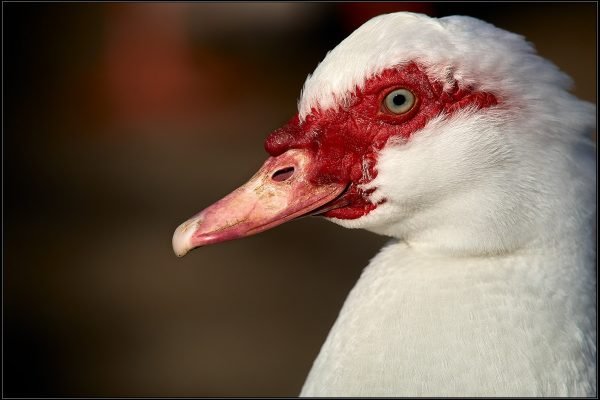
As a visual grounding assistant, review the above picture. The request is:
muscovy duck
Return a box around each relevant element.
[173,12,596,396]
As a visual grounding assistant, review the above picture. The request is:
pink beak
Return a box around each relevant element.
[172,149,346,257]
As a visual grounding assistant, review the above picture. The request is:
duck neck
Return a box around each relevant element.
[301,238,596,396]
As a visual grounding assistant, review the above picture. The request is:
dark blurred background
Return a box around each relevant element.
[3,2,596,397]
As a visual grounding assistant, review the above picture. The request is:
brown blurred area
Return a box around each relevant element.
[3,3,596,397]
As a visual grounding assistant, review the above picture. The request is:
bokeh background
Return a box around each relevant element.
[4,2,596,397]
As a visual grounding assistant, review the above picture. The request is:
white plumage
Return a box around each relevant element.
[298,12,596,396]
[173,12,596,396]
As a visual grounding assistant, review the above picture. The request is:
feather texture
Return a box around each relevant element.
[299,12,596,396]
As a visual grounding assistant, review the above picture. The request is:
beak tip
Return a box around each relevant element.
[172,219,198,258]
[174,249,189,258]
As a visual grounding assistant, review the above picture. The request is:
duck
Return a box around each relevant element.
[172,12,596,397]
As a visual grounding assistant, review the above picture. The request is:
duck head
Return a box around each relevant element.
[173,12,595,257]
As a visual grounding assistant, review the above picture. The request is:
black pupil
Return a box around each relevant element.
[393,93,407,106]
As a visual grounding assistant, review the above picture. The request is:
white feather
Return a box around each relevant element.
[299,13,574,120]
[298,12,596,396]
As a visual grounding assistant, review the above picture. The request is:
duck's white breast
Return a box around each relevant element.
[301,240,596,396]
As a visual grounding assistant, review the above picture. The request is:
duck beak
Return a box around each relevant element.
[172,149,346,257]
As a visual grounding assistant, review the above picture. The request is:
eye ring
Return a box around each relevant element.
[383,88,415,114]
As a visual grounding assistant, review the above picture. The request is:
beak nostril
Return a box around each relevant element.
[272,166,295,182]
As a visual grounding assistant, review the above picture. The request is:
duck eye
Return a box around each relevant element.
[384,88,415,114]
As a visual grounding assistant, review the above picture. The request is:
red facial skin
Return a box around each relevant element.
[264,62,498,219]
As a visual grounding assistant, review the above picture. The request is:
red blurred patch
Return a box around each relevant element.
[103,5,198,123]
[100,4,237,130]
[338,2,436,33]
